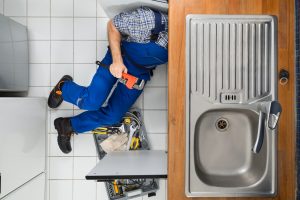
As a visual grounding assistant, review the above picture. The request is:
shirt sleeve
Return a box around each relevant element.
[112,11,131,36]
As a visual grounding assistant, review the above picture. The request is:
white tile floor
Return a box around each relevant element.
[1,0,168,199]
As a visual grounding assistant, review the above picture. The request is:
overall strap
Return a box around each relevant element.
[150,10,166,41]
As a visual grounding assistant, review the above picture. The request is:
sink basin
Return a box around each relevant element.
[186,15,278,197]
[195,109,266,188]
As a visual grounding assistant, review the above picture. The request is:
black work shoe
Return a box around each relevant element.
[54,117,74,154]
[48,75,73,108]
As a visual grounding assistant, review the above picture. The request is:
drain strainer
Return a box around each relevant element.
[215,118,229,132]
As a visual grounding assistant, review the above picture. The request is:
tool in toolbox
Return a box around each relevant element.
[95,60,145,90]
[126,123,138,150]
[130,136,140,150]
[113,180,119,195]
[92,124,125,135]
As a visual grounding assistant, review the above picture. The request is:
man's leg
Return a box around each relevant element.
[54,82,143,154]
[61,66,117,110]
[48,49,116,110]
[70,82,144,133]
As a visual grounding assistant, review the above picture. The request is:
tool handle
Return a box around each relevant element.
[96,60,129,77]
[96,60,109,69]
[96,60,138,89]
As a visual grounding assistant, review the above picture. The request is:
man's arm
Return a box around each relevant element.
[107,20,127,78]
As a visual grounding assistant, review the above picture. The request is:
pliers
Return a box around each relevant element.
[130,136,140,150]
[95,61,145,90]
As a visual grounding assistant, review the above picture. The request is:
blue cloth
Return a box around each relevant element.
[121,41,168,80]
[61,41,168,133]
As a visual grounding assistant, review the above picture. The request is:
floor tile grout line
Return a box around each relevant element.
[49,179,94,181]
[48,0,52,199]
[95,5,99,199]
[46,107,168,111]
[29,85,168,88]
[30,62,104,64]
[95,0,98,92]
[5,15,107,18]
[49,156,97,157]
[29,39,108,41]
[72,0,75,199]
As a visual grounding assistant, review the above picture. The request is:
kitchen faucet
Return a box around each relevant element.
[252,101,282,154]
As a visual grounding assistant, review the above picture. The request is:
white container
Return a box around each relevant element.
[101,0,168,18]
[0,15,29,93]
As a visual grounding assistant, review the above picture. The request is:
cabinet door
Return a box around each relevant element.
[1,173,46,200]
[0,98,46,198]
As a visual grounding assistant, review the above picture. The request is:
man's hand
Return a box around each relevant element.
[109,62,128,78]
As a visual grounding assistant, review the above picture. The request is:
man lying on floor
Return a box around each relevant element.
[47,7,168,153]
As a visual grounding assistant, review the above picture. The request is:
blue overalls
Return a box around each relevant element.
[60,11,168,133]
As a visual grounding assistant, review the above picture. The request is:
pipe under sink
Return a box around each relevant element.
[185,15,279,197]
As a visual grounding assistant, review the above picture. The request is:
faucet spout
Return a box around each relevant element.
[252,111,266,154]
[252,101,282,154]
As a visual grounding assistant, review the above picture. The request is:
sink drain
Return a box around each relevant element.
[215,118,229,132]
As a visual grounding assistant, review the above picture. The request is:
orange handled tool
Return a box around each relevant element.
[96,61,145,90]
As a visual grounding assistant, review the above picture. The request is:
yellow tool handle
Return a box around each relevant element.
[124,118,131,124]
[92,131,107,134]
[94,127,108,131]
[130,137,140,150]
[113,180,119,194]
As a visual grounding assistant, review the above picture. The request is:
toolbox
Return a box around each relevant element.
[105,179,159,200]
[92,109,162,200]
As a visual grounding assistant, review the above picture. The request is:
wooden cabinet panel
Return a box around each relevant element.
[168,0,295,199]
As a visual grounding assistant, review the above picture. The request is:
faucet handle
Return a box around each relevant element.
[268,101,282,130]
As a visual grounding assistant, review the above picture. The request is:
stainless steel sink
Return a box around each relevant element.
[194,109,266,188]
[186,15,279,197]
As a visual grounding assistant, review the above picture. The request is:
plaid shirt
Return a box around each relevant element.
[113,7,168,49]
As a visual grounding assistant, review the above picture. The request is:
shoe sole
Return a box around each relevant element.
[48,75,73,108]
